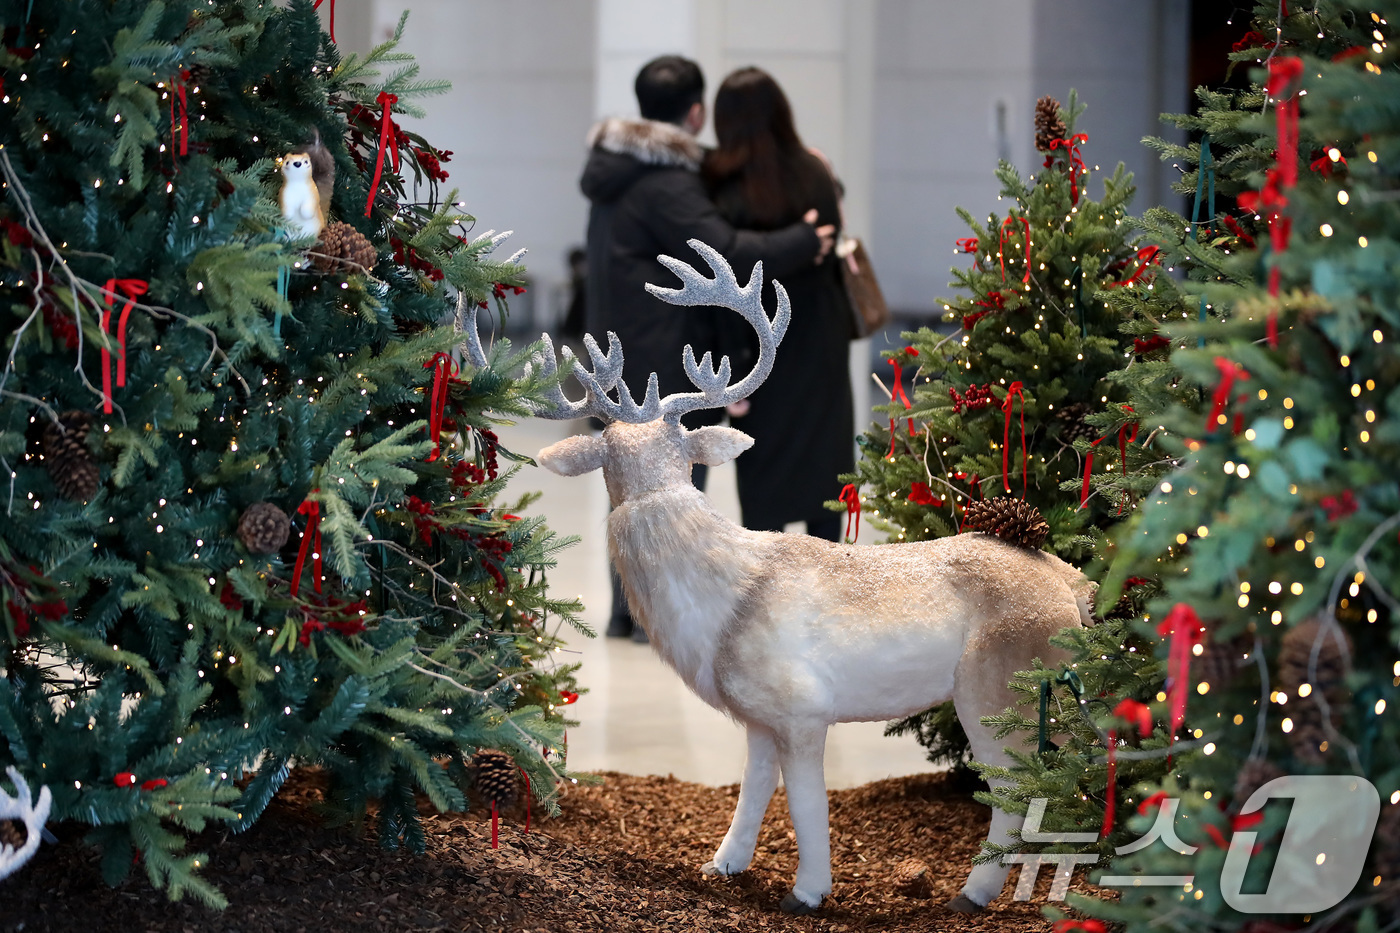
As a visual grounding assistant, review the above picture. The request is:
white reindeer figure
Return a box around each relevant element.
[462,241,1091,914]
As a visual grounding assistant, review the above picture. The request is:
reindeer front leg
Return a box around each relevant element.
[704,726,779,877]
[776,725,832,914]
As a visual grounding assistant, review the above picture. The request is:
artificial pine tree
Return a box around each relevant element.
[0,1,585,906]
[846,94,1172,771]
[992,4,1400,929]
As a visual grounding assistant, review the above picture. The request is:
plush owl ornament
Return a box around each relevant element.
[279,152,324,239]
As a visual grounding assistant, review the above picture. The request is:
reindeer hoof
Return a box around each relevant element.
[947,894,985,913]
[702,860,737,877]
[780,892,822,915]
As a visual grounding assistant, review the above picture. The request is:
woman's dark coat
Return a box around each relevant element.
[707,149,856,530]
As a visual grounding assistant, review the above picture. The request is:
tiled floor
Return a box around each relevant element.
[495,417,938,790]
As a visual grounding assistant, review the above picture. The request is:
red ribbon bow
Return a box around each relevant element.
[313,0,336,43]
[908,482,943,507]
[885,359,915,456]
[100,278,150,414]
[1206,357,1250,435]
[1079,406,1138,511]
[999,216,1031,285]
[1000,382,1026,495]
[364,92,401,218]
[168,69,190,162]
[292,495,323,598]
[955,237,979,254]
[424,352,456,462]
[838,484,861,542]
[1113,698,1153,737]
[1048,133,1089,204]
[1106,246,1161,289]
[1156,604,1206,762]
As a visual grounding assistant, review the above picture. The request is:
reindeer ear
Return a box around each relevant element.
[537,434,606,476]
[685,425,753,466]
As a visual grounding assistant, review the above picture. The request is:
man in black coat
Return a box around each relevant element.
[580,55,832,639]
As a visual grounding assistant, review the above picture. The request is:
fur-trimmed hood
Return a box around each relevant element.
[580,118,703,205]
[588,117,702,169]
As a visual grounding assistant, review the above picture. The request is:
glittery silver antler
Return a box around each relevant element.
[523,239,785,424]
[0,766,51,881]
[648,239,790,424]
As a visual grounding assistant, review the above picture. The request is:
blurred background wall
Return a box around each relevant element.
[322,0,1190,403]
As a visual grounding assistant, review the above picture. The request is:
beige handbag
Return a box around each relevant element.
[807,147,889,338]
[836,235,889,338]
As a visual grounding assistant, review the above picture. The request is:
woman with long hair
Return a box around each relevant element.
[703,66,855,541]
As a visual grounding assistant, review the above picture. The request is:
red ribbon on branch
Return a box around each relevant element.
[908,482,943,507]
[1000,382,1026,495]
[1156,604,1206,763]
[313,0,336,42]
[423,352,456,462]
[1105,246,1161,289]
[1053,921,1106,933]
[1078,406,1138,510]
[1206,357,1250,435]
[292,495,323,598]
[999,216,1031,285]
[168,69,190,160]
[364,91,401,218]
[1102,698,1154,836]
[1047,133,1089,204]
[955,237,979,254]
[838,484,861,542]
[1254,57,1304,346]
[99,278,149,414]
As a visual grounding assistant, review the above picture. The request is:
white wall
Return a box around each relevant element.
[871,0,1189,315]
[362,1,597,327]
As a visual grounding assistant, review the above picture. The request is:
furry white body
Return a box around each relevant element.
[279,153,324,239]
[542,420,1090,912]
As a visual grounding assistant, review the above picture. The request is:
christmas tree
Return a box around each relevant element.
[984,4,1400,929]
[0,0,585,906]
[843,94,1174,773]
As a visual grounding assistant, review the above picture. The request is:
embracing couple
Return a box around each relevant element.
[580,56,857,640]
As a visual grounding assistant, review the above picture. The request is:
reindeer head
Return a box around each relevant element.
[460,241,789,507]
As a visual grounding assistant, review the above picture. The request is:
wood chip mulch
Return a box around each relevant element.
[0,769,1098,932]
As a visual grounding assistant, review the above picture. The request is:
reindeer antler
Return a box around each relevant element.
[0,766,52,881]
[522,239,787,424]
[648,239,789,423]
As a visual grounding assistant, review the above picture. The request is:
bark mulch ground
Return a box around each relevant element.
[1,769,1098,932]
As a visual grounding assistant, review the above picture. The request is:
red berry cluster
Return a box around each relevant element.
[412,146,452,182]
[948,383,996,414]
[297,595,369,646]
[3,559,66,641]
[390,236,445,282]
[219,580,244,611]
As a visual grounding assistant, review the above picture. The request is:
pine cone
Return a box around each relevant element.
[892,858,934,899]
[0,818,24,850]
[1372,803,1400,896]
[1034,96,1067,153]
[1197,637,1247,690]
[42,410,98,501]
[1232,758,1284,811]
[237,502,291,554]
[963,497,1050,550]
[1277,617,1352,764]
[313,221,376,273]
[1055,402,1097,446]
[471,748,519,807]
